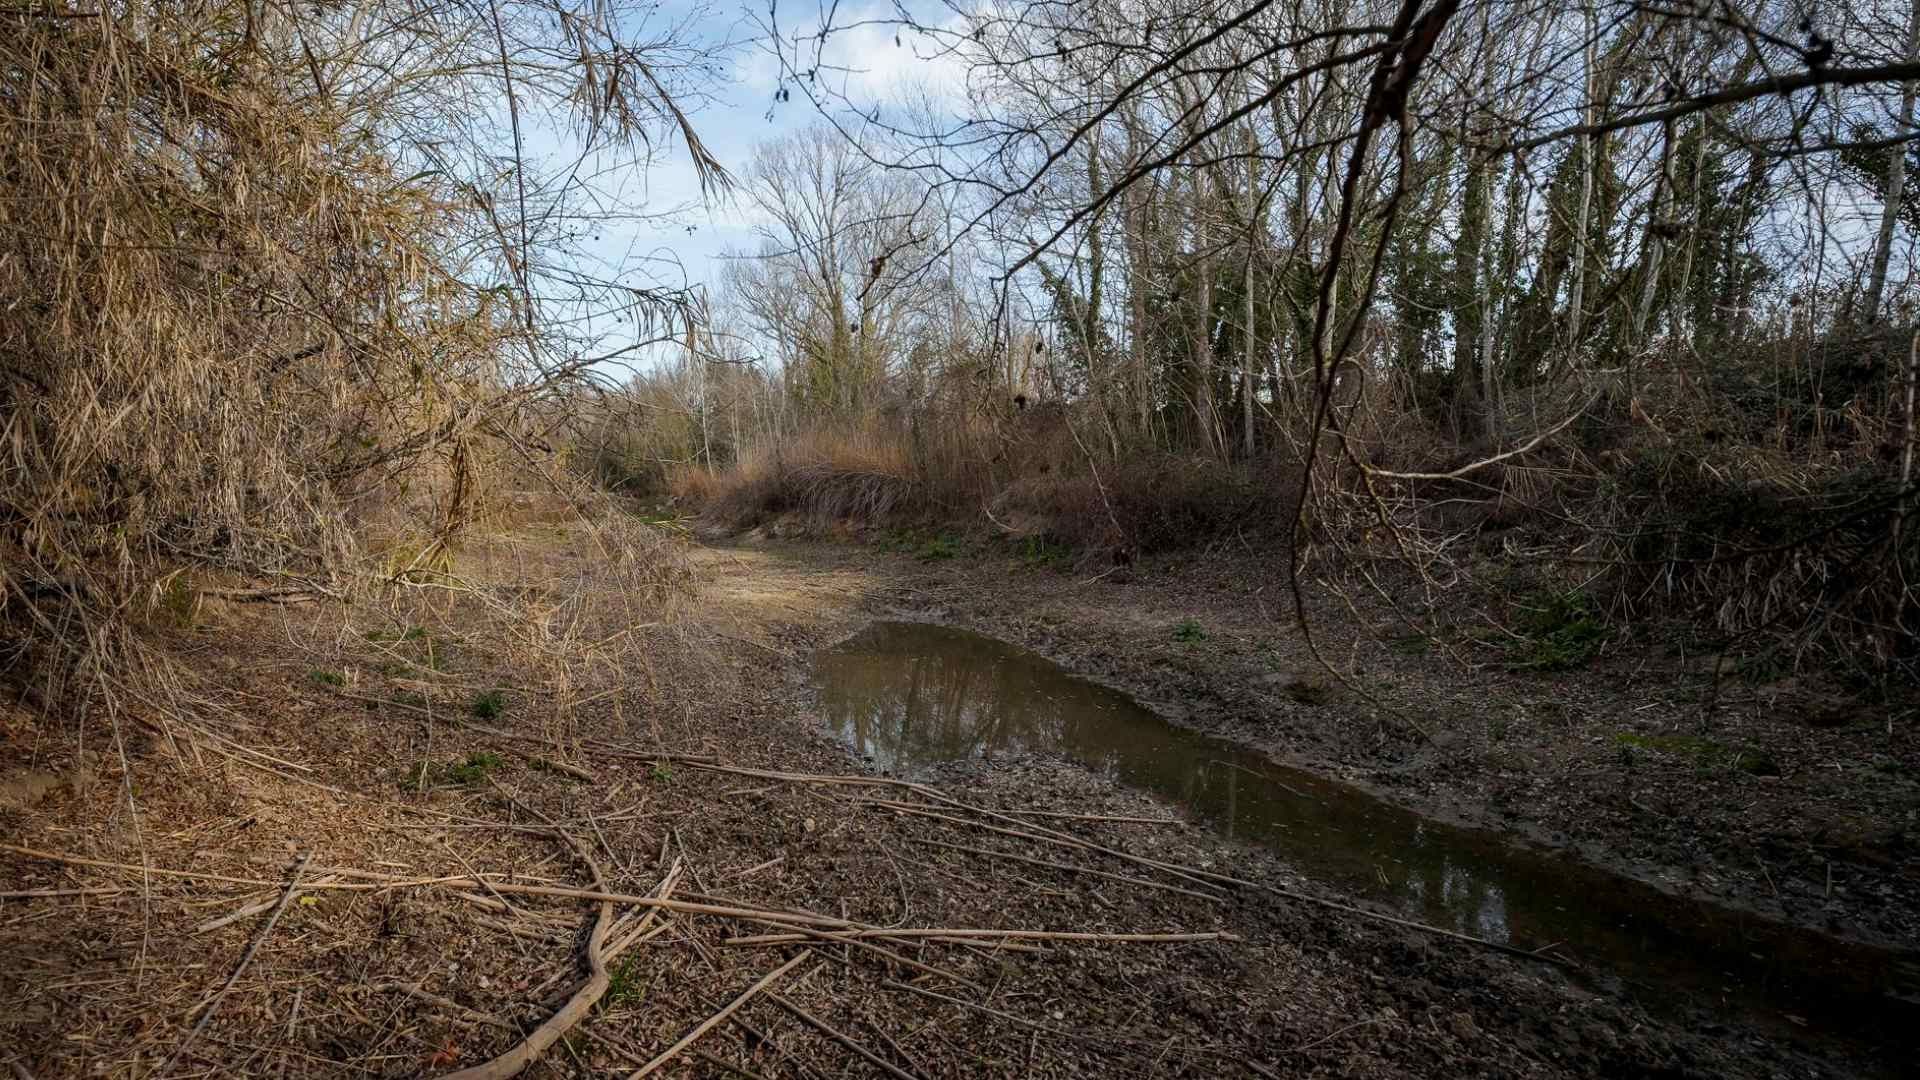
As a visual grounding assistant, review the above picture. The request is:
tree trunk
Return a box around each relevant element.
[1865,0,1920,325]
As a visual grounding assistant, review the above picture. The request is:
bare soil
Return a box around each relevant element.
[1,523,1909,1079]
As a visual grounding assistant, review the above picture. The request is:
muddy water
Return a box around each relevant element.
[815,620,1920,1060]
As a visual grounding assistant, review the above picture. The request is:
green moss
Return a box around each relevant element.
[308,668,345,688]
[1173,619,1207,643]
[470,689,506,720]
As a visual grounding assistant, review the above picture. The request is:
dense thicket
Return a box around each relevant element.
[612,0,1920,680]
[0,0,723,711]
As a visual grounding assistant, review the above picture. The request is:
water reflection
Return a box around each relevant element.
[815,621,1918,1059]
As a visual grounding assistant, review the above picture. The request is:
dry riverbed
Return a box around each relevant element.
[0,522,1910,1078]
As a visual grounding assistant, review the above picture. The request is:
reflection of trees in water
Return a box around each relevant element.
[823,630,1522,942]
[817,629,1089,770]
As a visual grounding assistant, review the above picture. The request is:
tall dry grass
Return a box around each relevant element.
[0,1,710,719]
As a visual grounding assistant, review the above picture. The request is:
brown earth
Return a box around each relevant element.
[0,522,1910,1078]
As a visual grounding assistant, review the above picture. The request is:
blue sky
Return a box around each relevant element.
[566,0,969,306]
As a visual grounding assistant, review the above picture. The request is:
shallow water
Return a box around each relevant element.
[814,620,1919,1061]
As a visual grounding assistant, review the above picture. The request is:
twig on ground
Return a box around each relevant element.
[768,992,927,1080]
[626,950,811,1078]
[196,875,341,933]
[737,917,986,992]
[377,983,520,1032]
[157,851,312,1075]
[437,815,615,1079]
[907,838,1225,903]
[728,927,1237,946]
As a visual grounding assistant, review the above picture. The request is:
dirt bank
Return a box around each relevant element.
[0,523,1908,1078]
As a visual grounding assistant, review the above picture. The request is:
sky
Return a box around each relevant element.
[567,0,970,311]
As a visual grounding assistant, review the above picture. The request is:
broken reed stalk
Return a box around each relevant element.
[378,983,520,1032]
[649,761,1576,969]
[157,852,312,1075]
[907,837,1226,903]
[438,830,616,1080]
[727,928,1238,946]
[626,950,811,1078]
[860,799,1225,891]
[740,917,987,992]
[767,993,926,1080]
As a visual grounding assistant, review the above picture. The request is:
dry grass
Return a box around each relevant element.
[674,429,931,530]
[0,0,719,720]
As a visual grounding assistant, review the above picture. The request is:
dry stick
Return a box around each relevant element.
[739,917,987,992]
[378,983,519,1032]
[729,928,1237,946]
[0,843,473,891]
[767,993,926,1080]
[156,852,312,1076]
[994,809,1182,826]
[860,800,1222,892]
[437,824,615,1080]
[677,889,1049,956]
[626,950,811,1079]
[864,801,1567,968]
[0,844,873,928]
[0,887,124,900]
[659,764,1557,963]
[908,838,1225,903]
[196,875,342,933]
[690,1049,776,1080]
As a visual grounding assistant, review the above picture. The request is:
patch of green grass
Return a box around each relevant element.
[1016,535,1073,569]
[470,689,506,720]
[649,762,673,783]
[1505,591,1610,671]
[1172,619,1207,643]
[915,533,963,560]
[1611,732,1780,776]
[604,956,647,1009]
[308,668,345,688]
[1387,633,1433,656]
[152,573,200,629]
[402,750,506,790]
[627,508,688,529]
[876,528,965,560]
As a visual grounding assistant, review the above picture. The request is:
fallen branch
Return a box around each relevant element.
[768,993,925,1080]
[197,875,342,933]
[738,917,986,992]
[438,822,616,1080]
[727,927,1238,946]
[908,838,1225,903]
[859,799,1223,891]
[378,983,520,1032]
[157,852,311,1075]
[995,809,1182,826]
[627,950,811,1078]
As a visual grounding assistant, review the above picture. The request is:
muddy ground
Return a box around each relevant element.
[0,522,1912,1078]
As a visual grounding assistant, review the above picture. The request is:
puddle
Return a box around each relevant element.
[815,620,1920,1062]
